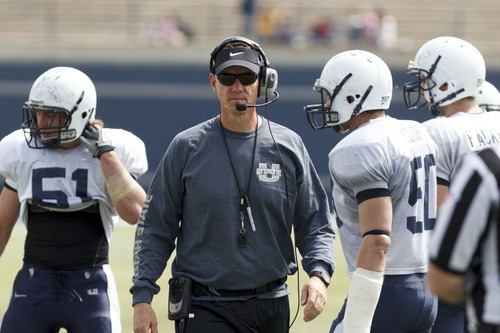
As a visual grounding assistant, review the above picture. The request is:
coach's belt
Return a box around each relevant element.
[191,277,287,297]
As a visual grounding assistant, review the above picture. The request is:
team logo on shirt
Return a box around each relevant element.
[256,163,281,182]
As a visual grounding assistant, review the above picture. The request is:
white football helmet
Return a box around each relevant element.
[22,67,97,148]
[404,36,485,116]
[475,81,500,112]
[304,50,392,133]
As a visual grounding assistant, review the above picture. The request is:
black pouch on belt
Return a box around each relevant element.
[168,276,192,321]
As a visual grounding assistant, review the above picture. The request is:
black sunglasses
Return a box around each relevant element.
[217,73,258,86]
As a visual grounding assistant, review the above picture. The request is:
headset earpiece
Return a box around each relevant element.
[259,67,278,99]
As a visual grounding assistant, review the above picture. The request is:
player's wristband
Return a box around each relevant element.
[105,168,139,203]
[343,267,384,332]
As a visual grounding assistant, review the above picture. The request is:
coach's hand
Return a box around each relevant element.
[134,302,158,333]
[80,123,115,159]
[301,276,327,322]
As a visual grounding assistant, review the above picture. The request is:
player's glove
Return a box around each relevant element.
[79,123,115,159]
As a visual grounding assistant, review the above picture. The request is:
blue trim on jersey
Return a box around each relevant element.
[3,180,16,192]
[356,188,390,204]
[437,177,449,186]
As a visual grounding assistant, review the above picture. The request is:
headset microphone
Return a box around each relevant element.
[235,91,280,111]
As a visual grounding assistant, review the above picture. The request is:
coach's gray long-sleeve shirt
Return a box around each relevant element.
[130,117,335,305]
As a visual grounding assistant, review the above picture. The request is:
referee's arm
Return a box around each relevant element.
[428,262,465,303]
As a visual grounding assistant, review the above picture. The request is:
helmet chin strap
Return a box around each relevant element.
[40,136,61,148]
[429,87,465,117]
[332,124,348,134]
[429,104,442,117]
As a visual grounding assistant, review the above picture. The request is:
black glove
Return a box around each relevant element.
[80,124,115,159]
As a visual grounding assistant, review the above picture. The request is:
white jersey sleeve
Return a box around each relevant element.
[330,116,438,276]
[103,128,148,179]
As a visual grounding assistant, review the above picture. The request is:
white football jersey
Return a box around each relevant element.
[329,116,438,277]
[423,111,500,184]
[0,128,147,241]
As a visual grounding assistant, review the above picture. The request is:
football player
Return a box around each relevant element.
[404,36,500,333]
[475,81,500,112]
[305,50,438,332]
[0,66,147,332]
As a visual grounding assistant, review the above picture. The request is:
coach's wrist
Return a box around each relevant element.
[310,270,331,287]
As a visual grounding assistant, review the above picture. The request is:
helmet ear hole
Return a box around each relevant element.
[81,111,87,119]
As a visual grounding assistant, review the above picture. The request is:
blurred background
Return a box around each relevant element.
[0,0,499,331]
[0,0,499,187]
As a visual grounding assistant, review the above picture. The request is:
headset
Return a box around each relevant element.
[209,36,278,99]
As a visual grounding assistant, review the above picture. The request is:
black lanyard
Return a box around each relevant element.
[219,115,258,247]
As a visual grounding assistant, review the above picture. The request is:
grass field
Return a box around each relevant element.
[0,222,349,332]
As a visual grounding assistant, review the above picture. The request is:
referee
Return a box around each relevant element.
[428,145,500,333]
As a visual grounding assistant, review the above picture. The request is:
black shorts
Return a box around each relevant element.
[175,296,290,333]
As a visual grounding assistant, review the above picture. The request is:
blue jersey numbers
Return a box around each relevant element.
[407,154,436,234]
[32,167,91,209]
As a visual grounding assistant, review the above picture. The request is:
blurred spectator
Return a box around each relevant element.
[177,15,195,41]
[361,6,379,46]
[377,9,398,51]
[309,7,342,46]
[274,4,299,44]
[241,0,257,37]
[347,9,364,45]
[311,12,333,44]
[256,3,298,46]
[257,3,279,42]
[143,13,194,47]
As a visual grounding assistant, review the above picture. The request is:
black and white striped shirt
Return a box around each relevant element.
[429,145,500,328]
